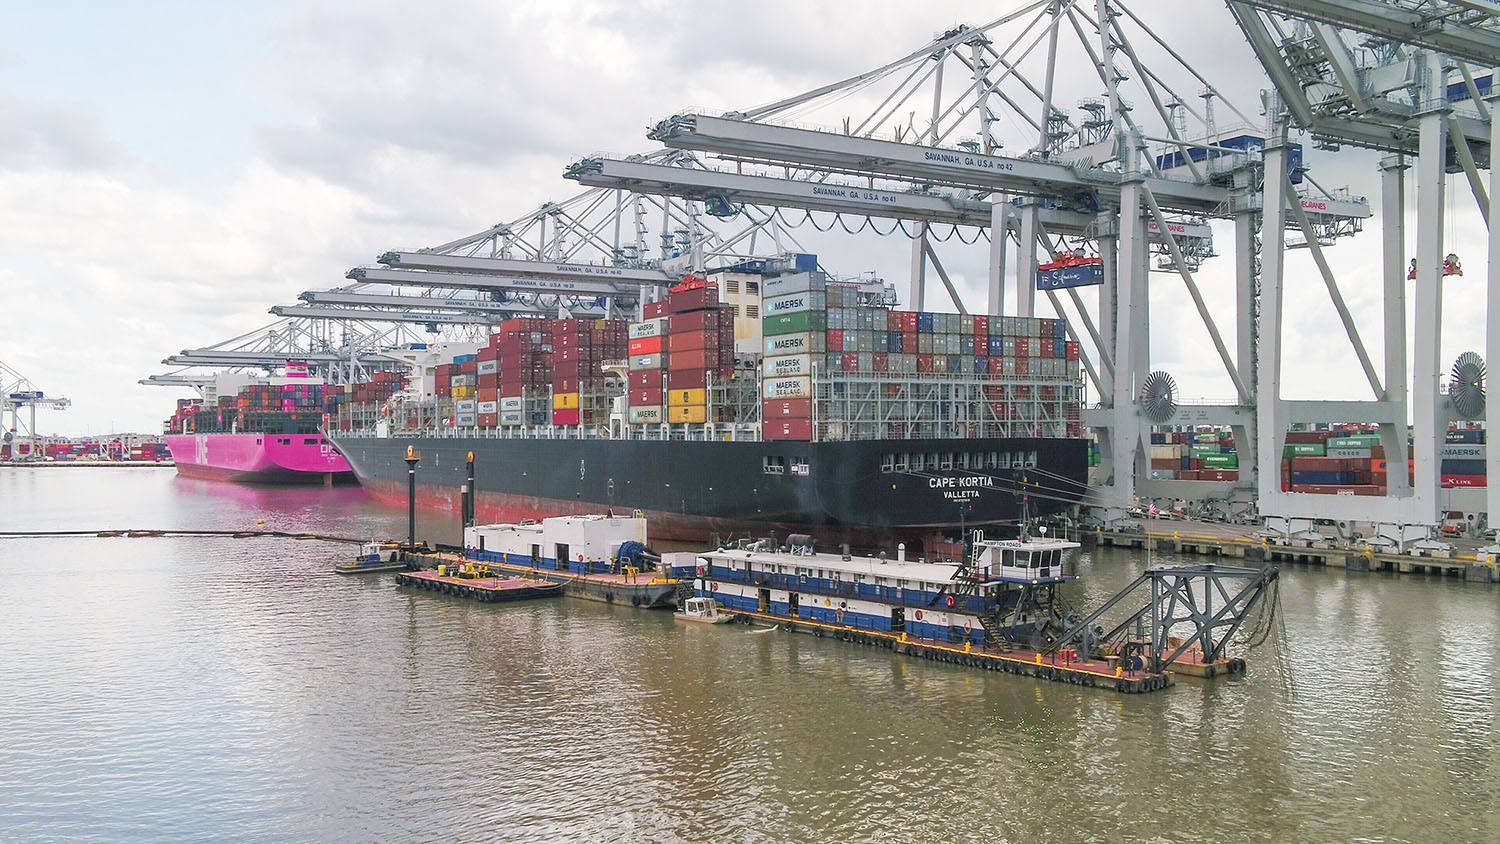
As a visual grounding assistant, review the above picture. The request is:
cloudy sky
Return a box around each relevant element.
[3,0,1489,436]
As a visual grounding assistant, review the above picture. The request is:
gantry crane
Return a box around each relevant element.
[1,360,70,461]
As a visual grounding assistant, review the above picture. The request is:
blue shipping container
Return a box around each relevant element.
[917,313,934,332]
[1053,339,1066,357]
[1441,459,1487,476]
[1291,471,1355,485]
[1053,320,1067,338]
[1446,429,1486,444]
[988,336,1006,355]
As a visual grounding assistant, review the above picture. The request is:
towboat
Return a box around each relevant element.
[335,541,407,574]
[675,596,735,624]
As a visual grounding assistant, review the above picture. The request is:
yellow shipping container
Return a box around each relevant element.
[553,392,579,410]
[668,405,707,424]
[668,388,707,407]
[451,386,472,399]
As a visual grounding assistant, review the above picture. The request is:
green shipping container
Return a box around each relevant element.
[1283,442,1326,457]
[1202,453,1239,468]
[763,310,827,336]
[1327,435,1381,449]
[1195,432,1220,442]
[1191,444,1220,457]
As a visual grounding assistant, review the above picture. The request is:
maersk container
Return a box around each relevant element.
[628,406,664,424]
[763,376,813,400]
[454,413,477,427]
[454,399,477,414]
[499,396,523,412]
[763,353,813,379]
[763,290,826,316]
[1441,443,1486,460]
[629,318,667,340]
[1446,428,1486,444]
[628,354,664,371]
[763,331,825,357]
[1440,458,1487,476]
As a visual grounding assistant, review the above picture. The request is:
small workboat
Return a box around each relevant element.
[335,541,407,574]
[674,596,735,624]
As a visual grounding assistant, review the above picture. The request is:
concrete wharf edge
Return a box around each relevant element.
[1087,528,1498,583]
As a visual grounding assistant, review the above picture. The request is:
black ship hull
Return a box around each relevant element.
[330,435,1087,546]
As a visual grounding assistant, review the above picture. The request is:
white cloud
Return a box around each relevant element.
[1,1,1490,436]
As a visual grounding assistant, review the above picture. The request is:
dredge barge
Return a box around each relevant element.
[680,528,1280,693]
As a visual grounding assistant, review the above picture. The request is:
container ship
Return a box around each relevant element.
[330,256,1089,548]
[162,375,386,484]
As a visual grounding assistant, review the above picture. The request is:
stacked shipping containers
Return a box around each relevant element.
[627,279,736,425]
[551,318,628,426]
[759,271,1083,441]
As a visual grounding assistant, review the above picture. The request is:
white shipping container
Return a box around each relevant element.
[1441,443,1486,460]
[500,396,523,411]
[499,411,523,425]
[763,291,826,316]
[454,400,477,413]
[764,353,813,378]
[629,354,665,371]
[763,376,813,400]
[477,360,499,376]
[629,318,667,339]
[478,401,498,415]
[455,413,477,427]
[761,271,824,298]
[628,406,665,424]
[764,332,824,356]
[1150,445,1181,459]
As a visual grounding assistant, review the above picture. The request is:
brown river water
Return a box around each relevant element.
[1,466,1497,842]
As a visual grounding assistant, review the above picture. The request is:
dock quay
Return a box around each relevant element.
[737,609,1179,693]
[1086,525,1500,583]
[395,567,561,603]
[411,550,680,608]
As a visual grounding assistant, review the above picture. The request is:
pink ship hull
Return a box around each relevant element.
[164,433,355,484]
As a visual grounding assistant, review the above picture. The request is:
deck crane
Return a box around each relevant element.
[1,360,70,462]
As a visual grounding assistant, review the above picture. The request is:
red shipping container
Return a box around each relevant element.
[1014,337,1028,357]
[917,354,934,373]
[629,369,664,389]
[901,311,918,332]
[886,311,902,331]
[629,388,664,405]
[668,369,708,389]
[668,310,721,332]
[903,331,917,353]
[477,347,498,362]
[460,361,478,373]
[838,352,856,371]
[643,301,669,319]
[668,287,719,312]
[668,348,711,371]
[1065,341,1080,361]
[477,388,498,402]
[669,331,720,353]
[628,337,662,356]
[988,357,1004,374]
[555,377,578,394]
[826,330,843,352]
[1443,475,1487,488]
[763,398,813,418]
[973,315,988,334]
[872,353,888,372]
[478,373,499,389]
[764,418,813,440]
[477,413,498,427]
[1016,357,1030,376]
[552,409,580,425]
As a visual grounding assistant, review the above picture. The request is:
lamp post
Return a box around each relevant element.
[404,444,421,554]
[464,450,476,528]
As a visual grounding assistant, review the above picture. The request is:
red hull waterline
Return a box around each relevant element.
[362,478,950,548]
